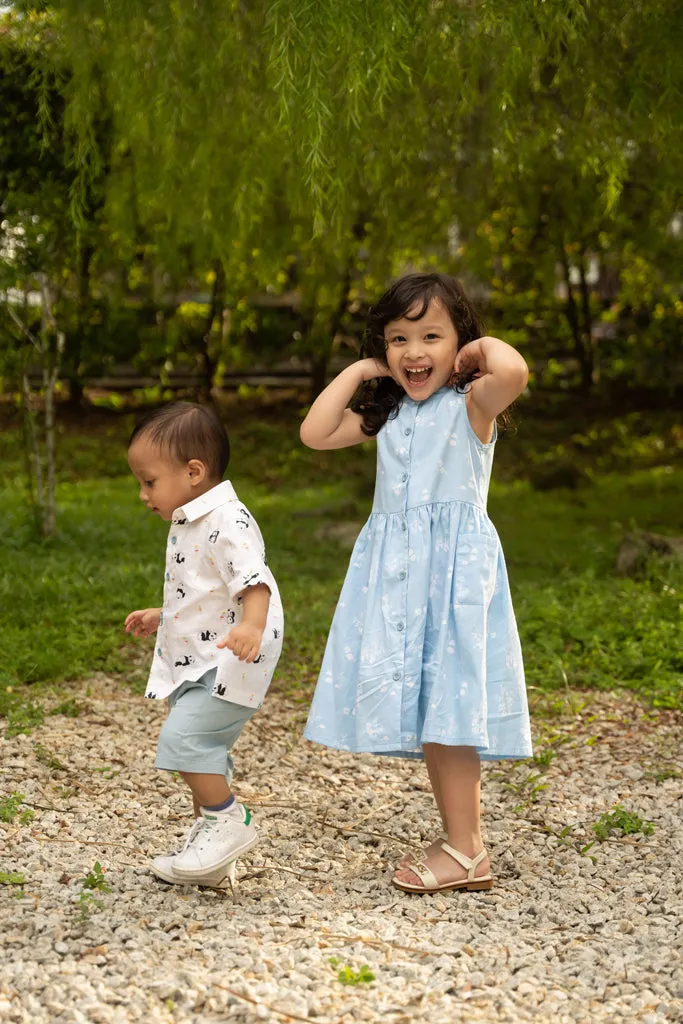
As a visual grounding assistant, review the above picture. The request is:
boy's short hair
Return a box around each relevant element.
[129,402,230,479]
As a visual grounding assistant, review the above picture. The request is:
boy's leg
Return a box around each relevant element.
[394,744,490,887]
[181,772,233,809]
[152,673,257,880]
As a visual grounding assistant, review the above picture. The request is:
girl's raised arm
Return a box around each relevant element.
[300,359,391,450]
[455,336,528,440]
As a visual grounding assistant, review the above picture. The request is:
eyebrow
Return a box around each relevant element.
[387,322,445,334]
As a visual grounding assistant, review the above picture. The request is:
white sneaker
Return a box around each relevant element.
[150,818,233,887]
[150,853,233,888]
[172,804,258,879]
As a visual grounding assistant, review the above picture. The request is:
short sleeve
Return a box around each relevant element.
[214,507,272,604]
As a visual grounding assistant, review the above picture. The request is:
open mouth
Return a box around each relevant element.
[403,366,433,388]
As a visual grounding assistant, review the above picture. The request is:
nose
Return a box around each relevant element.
[404,336,426,360]
[139,485,148,503]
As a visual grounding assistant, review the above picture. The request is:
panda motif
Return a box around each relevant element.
[225,560,235,576]
[253,654,265,664]
[241,572,261,588]
[215,683,227,696]
[174,517,187,525]
[174,654,195,667]
[199,629,218,642]
[173,552,185,564]
[273,627,281,639]
[146,692,157,699]
[235,508,250,529]
[176,585,186,599]
[208,530,220,544]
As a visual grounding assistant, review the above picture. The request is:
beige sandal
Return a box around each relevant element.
[397,834,447,869]
[393,841,493,893]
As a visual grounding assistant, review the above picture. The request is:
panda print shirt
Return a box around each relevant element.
[146,480,284,709]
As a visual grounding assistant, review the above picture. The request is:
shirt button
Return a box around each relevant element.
[399,570,406,580]
[404,428,411,436]
[401,473,408,482]
[397,621,405,632]
[401,521,407,532]
[392,670,401,681]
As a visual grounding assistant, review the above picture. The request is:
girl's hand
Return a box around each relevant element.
[457,336,528,430]
[124,608,161,638]
[356,357,394,382]
[454,339,487,379]
[218,623,263,663]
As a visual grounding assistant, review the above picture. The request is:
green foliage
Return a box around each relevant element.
[34,742,67,771]
[73,890,105,921]
[0,871,26,886]
[0,792,35,825]
[80,861,111,893]
[328,957,375,986]
[592,806,655,841]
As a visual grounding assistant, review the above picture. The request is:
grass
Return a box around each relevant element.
[0,395,681,728]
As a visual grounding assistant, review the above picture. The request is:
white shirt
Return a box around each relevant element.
[146,480,284,709]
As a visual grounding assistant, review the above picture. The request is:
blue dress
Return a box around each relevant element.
[304,386,533,760]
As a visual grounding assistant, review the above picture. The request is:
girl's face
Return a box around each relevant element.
[383,298,459,401]
[128,436,208,520]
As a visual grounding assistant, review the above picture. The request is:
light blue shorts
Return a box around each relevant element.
[155,669,256,780]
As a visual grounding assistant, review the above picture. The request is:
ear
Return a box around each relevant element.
[186,458,208,487]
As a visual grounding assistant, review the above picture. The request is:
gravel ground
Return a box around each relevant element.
[1,677,682,1024]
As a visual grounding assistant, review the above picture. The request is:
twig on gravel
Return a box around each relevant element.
[317,816,420,848]
[353,797,403,826]
[239,862,324,880]
[213,983,339,1024]
[32,835,145,853]
[317,930,448,960]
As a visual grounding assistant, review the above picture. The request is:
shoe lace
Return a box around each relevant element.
[178,817,206,853]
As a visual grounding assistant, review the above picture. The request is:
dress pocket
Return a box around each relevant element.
[453,533,498,607]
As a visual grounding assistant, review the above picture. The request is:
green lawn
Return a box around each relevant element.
[1,397,681,734]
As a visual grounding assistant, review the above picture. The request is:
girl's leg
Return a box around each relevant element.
[394,744,490,887]
[398,746,447,867]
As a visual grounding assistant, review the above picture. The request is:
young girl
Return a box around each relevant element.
[300,272,532,894]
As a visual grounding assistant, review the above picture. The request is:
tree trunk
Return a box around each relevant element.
[65,238,95,413]
[578,257,596,389]
[559,252,593,392]
[198,259,226,401]
[307,259,355,403]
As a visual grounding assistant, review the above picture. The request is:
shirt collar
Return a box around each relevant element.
[174,480,237,523]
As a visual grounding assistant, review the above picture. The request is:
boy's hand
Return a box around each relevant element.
[218,623,263,663]
[124,608,162,638]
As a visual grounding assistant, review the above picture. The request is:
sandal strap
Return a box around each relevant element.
[404,859,439,889]
[440,842,488,880]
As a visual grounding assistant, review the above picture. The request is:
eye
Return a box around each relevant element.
[387,335,406,346]
[425,333,441,341]
[144,479,155,487]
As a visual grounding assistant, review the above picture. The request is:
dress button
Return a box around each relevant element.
[397,621,405,632]
[392,670,401,681]
[399,570,406,581]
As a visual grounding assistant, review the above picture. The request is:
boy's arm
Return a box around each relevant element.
[300,359,391,450]
[124,607,162,638]
[217,583,270,663]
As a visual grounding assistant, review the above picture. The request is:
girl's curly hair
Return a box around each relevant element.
[351,272,493,437]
